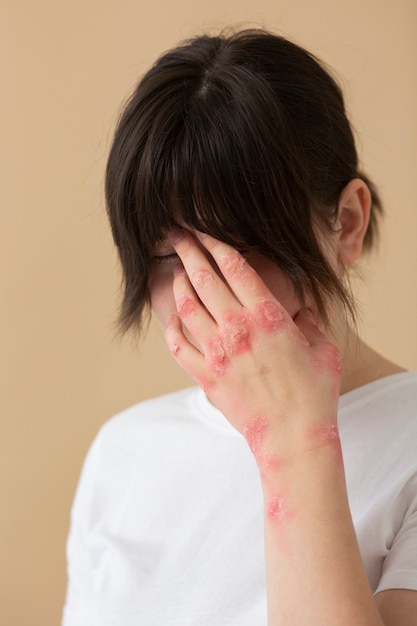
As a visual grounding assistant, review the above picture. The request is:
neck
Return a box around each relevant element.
[338,325,406,395]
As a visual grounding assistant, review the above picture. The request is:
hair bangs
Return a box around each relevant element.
[170,65,305,255]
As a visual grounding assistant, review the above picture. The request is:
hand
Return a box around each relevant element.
[165,229,342,466]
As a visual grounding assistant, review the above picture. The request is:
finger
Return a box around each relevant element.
[172,264,238,372]
[292,309,323,346]
[172,263,218,347]
[165,315,212,389]
[293,309,342,374]
[194,231,276,308]
[169,229,242,321]
[195,231,294,334]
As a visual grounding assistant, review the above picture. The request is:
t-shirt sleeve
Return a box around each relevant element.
[376,475,417,593]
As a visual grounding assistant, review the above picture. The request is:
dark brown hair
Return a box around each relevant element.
[105,28,382,335]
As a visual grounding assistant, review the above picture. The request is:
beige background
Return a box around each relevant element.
[1,1,416,624]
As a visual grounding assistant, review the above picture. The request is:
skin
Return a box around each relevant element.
[148,179,415,625]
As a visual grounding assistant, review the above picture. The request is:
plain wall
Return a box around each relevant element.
[1,1,416,624]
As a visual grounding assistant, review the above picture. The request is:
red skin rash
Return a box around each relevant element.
[259,453,283,478]
[267,493,295,524]
[214,300,287,364]
[177,296,197,318]
[243,416,283,477]
[243,416,268,456]
[307,424,344,466]
[254,298,286,332]
[310,424,339,444]
[323,344,342,374]
[191,268,216,291]
[220,310,252,356]
[264,491,297,556]
[207,336,228,375]
[221,252,251,280]
[311,344,342,375]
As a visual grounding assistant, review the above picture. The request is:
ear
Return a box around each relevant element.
[335,178,371,266]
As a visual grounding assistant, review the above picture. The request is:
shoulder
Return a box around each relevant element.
[340,371,417,452]
[98,385,202,443]
[86,385,205,469]
[70,387,202,513]
[340,371,417,495]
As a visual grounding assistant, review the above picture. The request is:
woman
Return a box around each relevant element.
[63,29,417,625]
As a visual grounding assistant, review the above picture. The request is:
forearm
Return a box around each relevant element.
[261,442,385,626]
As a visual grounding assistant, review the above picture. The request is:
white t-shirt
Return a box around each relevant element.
[63,372,417,626]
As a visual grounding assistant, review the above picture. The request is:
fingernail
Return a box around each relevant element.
[168,228,185,244]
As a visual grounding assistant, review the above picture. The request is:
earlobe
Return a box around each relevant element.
[336,178,371,267]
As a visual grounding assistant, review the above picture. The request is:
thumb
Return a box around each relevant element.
[293,308,328,348]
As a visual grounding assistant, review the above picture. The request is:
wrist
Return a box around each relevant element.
[243,415,342,478]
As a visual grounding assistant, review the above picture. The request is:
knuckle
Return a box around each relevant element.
[206,335,228,375]
[190,268,216,290]
[254,298,286,332]
[221,251,249,279]
[220,310,251,356]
